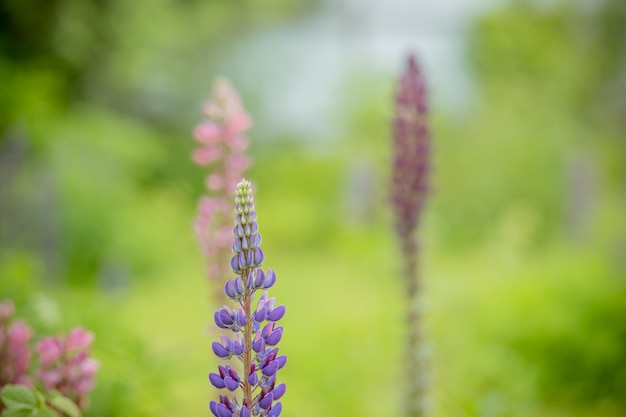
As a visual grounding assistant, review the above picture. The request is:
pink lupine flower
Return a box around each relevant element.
[193,147,223,165]
[8,322,32,383]
[37,338,63,366]
[36,327,99,410]
[0,301,32,388]
[192,78,253,305]
[195,122,221,144]
[65,327,94,351]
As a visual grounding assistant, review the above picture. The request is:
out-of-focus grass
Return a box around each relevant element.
[5,148,618,417]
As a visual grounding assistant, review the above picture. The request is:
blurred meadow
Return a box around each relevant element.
[1,0,626,416]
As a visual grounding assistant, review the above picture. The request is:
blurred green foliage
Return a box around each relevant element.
[1,0,626,417]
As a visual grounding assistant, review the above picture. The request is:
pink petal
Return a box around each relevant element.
[66,327,93,351]
[192,147,222,165]
[194,122,221,144]
[206,174,224,191]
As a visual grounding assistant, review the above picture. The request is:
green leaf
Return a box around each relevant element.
[1,407,33,417]
[0,385,37,409]
[34,390,46,408]
[35,407,59,417]
[47,393,80,417]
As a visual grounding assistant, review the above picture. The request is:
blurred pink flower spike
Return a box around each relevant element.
[36,327,99,410]
[0,300,32,388]
[192,77,253,305]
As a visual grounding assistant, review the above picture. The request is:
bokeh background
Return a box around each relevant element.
[1,0,625,416]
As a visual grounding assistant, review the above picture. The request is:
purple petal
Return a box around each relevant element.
[276,355,287,369]
[212,342,230,358]
[227,366,238,380]
[250,221,258,234]
[259,392,274,410]
[214,311,228,329]
[224,376,239,391]
[265,327,283,346]
[263,270,276,289]
[232,239,241,253]
[234,276,244,295]
[268,402,282,417]
[224,280,236,298]
[220,334,232,347]
[265,297,276,311]
[267,306,285,322]
[220,395,232,409]
[216,403,233,417]
[232,341,244,356]
[219,309,234,326]
[237,224,244,237]
[266,348,278,362]
[272,383,286,400]
[209,373,225,389]
[240,405,250,417]
[253,337,265,353]
[236,310,247,327]
[246,273,255,289]
[254,269,265,288]
[210,401,219,417]
[239,252,247,269]
[248,371,258,386]
[253,247,264,266]
[242,236,249,250]
[261,322,274,338]
[230,256,240,273]
[262,360,279,377]
[255,307,267,323]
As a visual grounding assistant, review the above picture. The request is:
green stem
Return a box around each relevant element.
[242,268,253,408]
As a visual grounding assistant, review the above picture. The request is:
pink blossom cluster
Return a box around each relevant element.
[0,301,32,388]
[0,301,99,412]
[192,78,252,302]
[36,328,99,410]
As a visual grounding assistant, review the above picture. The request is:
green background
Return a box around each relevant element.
[1,1,625,416]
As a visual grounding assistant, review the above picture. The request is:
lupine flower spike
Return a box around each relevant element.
[36,327,100,410]
[193,78,252,305]
[391,54,431,417]
[209,179,286,417]
[0,300,31,388]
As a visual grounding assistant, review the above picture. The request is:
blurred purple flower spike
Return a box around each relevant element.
[391,53,431,417]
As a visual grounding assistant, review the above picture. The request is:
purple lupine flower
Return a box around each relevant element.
[0,300,32,388]
[36,327,100,410]
[392,54,429,265]
[391,54,431,417]
[192,78,252,306]
[209,179,286,417]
